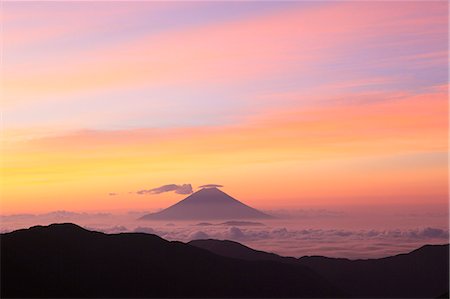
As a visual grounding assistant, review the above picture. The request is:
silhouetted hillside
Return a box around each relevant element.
[189,239,297,264]
[1,223,342,298]
[298,244,449,298]
[190,239,449,298]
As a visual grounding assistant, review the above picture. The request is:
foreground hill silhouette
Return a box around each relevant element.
[190,239,450,298]
[1,223,341,298]
[140,187,272,220]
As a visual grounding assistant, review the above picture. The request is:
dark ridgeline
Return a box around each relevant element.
[1,223,342,298]
[2,224,448,298]
[140,187,272,221]
[190,239,298,264]
[190,239,450,298]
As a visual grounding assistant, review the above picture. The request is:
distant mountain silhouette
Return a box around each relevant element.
[140,187,272,220]
[190,239,449,298]
[1,223,342,298]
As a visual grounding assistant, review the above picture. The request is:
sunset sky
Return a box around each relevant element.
[1,1,448,214]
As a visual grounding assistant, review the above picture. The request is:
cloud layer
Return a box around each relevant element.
[88,224,449,259]
[137,184,193,195]
[198,184,223,189]
[1,207,448,259]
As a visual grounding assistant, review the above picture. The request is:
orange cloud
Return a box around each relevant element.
[2,87,447,213]
[1,2,447,214]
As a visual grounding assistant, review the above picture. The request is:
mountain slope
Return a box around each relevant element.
[1,223,342,298]
[298,244,449,298]
[190,239,449,298]
[140,187,271,220]
[189,239,297,264]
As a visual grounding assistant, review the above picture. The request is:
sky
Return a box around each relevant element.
[1,1,448,216]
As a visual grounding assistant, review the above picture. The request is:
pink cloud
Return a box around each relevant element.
[4,1,446,102]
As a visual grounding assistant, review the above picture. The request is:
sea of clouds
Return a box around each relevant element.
[1,207,448,259]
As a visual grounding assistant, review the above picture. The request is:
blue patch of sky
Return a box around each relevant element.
[312,29,447,95]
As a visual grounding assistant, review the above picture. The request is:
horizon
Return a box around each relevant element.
[1,191,448,259]
[2,222,449,259]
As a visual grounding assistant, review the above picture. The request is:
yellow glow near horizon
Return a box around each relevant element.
[1,2,447,214]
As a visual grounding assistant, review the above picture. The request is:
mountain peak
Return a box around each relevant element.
[199,186,220,190]
[197,186,223,193]
[2,223,94,239]
[140,188,272,221]
[31,223,88,232]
